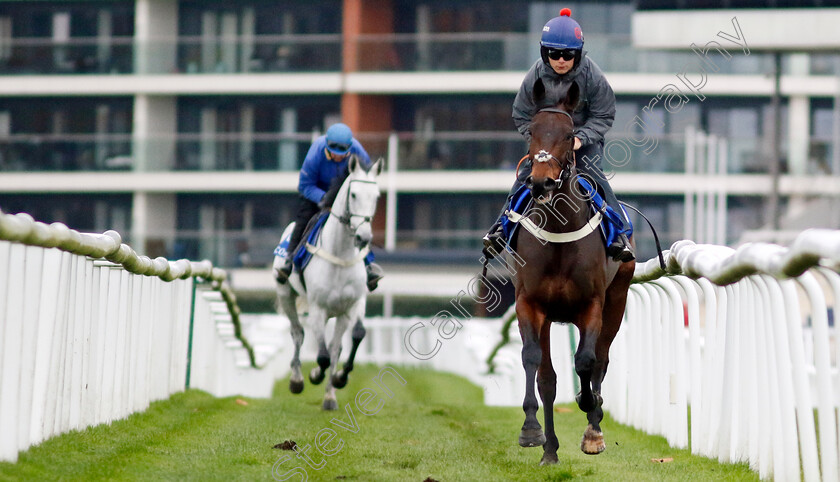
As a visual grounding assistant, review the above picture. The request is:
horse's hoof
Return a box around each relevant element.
[581,425,605,455]
[539,452,559,465]
[519,428,546,447]
[309,368,325,385]
[322,399,338,411]
[331,372,349,389]
[289,379,304,394]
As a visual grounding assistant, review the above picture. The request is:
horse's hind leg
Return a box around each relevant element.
[537,321,559,465]
[517,302,546,448]
[332,317,365,389]
[278,291,305,394]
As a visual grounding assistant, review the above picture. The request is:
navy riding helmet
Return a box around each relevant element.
[540,8,584,67]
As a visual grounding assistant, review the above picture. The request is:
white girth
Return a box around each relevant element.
[505,210,602,244]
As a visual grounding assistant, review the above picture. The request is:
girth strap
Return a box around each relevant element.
[506,210,602,244]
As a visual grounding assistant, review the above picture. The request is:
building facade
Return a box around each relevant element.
[0,0,838,268]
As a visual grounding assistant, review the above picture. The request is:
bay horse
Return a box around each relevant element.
[273,155,382,410]
[512,83,635,464]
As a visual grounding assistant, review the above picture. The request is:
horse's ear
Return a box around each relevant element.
[371,157,384,176]
[564,82,580,112]
[347,154,359,173]
[533,78,546,103]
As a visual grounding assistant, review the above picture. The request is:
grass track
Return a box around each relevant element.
[0,365,758,481]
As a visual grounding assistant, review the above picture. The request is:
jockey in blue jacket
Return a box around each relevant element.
[482,8,634,263]
[276,122,384,290]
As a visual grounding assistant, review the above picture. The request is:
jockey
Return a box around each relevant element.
[275,122,384,290]
[483,8,634,263]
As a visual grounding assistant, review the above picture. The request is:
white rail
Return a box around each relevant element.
[606,230,840,481]
[0,208,283,463]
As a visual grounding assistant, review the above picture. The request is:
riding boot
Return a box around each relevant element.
[606,233,635,263]
[482,155,531,260]
[366,262,384,291]
[482,220,506,260]
[276,197,321,285]
[275,257,293,284]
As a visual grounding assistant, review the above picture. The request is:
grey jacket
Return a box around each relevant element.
[512,53,615,147]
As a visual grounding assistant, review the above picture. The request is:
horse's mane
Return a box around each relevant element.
[321,165,350,210]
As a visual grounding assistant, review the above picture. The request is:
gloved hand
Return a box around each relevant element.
[317,196,327,210]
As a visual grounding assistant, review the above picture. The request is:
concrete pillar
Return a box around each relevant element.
[132,192,176,258]
[788,53,810,176]
[133,95,177,171]
[135,0,178,74]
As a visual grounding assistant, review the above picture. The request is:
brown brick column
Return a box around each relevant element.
[341,0,394,136]
[343,0,395,241]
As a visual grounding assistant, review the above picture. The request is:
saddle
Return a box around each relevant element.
[273,211,330,276]
[500,179,632,254]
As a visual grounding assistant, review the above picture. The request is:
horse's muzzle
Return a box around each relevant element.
[526,176,557,202]
[354,234,370,249]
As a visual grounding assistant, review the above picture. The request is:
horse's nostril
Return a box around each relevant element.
[544,179,557,190]
[525,176,534,189]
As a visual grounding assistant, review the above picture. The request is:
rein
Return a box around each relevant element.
[331,179,378,229]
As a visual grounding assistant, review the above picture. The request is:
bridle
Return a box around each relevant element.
[306,177,378,268]
[520,107,576,193]
[505,107,606,244]
[331,179,378,230]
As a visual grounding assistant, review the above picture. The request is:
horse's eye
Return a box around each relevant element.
[351,193,357,199]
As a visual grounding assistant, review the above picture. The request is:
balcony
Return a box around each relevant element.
[0,32,788,76]
[0,131,789,175]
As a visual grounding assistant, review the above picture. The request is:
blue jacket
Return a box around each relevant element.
[298,135,371,204]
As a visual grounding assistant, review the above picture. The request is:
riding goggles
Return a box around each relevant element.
[547,48,577,61]
[327,141,351,155]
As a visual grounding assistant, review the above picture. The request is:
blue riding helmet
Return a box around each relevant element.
[540,8,584,66]
[325,123,354,155]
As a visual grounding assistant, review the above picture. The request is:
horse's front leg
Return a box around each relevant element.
[306,306,330,387]
[537,321,559,465]
[583,266,634,453]
[332,312,366,389]
[575,300,606,455]
[321,313,350,411]
[517,301,546,448]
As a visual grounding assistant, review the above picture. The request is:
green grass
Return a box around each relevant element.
[0,365,758,481]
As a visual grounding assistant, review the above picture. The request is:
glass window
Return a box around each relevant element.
[0,97,132,171]
[176,95,341,171]
[0,2,133,74]
[175,193,297,266]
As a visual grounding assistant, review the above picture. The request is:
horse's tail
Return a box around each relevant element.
[619,202,666,270]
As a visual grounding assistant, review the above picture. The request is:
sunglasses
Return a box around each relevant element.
[547,48,576,61]
[327,141,350,153]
